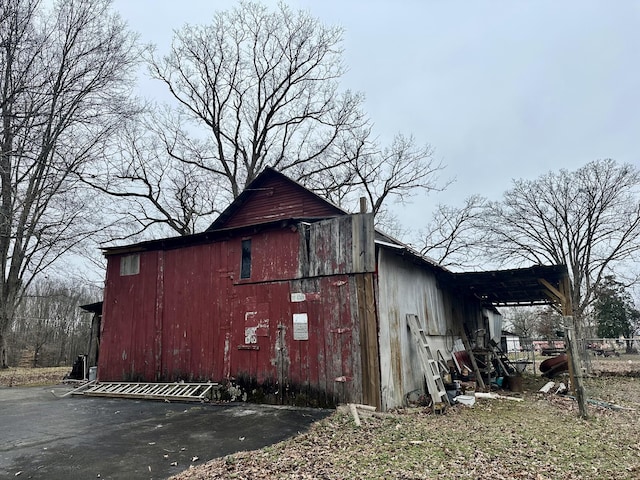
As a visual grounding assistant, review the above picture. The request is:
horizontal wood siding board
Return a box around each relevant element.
[221,174,343,230]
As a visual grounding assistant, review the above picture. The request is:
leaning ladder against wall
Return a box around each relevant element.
[406,314,450,406]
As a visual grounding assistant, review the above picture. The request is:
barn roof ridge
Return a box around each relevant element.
[206,167,348,232]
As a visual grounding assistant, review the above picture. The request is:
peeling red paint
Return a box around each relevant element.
[98,175,378,407]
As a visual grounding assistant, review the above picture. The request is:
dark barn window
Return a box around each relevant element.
[240,239,252,279]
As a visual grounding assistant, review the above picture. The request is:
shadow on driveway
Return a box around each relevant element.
[1,385,331,479]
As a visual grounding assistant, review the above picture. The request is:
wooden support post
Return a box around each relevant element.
[564,316,588,419]
[460,328,486,392]
[356,273,382,410]
[551,274,587,419]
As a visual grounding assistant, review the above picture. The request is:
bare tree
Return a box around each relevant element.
[536,307,565,341]
[297,130,446,234]
[483,159,640,335]
[331,133,444,210]
[85,109,221,237]
[9,279,98,367]
[501,306,542,338]
[419,195,487,268]
[0,0,139,367]
[147,1,366,201]
[92,2,446,239]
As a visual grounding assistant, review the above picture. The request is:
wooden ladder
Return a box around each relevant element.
[79,382,218,402]
[406,314,449,406]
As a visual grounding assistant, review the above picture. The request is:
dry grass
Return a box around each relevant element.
[0,366,69,387]
[172,357,640,480]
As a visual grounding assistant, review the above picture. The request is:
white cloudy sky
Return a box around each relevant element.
[112,0,640,230]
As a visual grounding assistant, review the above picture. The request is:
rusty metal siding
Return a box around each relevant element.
[221,175,342,229]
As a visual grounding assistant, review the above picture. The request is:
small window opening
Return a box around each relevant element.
[240,239,252,279]
[120,254,140,276]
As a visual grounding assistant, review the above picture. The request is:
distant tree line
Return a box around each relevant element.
[7,279,100,368]
[503,278,640,353]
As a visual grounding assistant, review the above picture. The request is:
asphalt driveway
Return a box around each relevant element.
[0,385,330,479]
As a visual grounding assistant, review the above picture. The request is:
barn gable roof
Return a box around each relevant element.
[207,167,347,231]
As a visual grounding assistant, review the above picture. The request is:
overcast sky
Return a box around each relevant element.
[112,0,640,231]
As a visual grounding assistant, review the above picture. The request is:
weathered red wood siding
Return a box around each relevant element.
[220,174,342,229]
[98,215,376,406]
[99,251,159,381]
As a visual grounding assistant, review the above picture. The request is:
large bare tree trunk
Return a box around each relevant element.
[85,2,444,239]
[0,330,8,369]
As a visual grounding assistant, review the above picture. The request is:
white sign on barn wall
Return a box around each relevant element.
[290,292,306,302]
[293,313,309,340]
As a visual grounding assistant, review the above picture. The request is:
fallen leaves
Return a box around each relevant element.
[170,372,640,480]
[0,367,68,387]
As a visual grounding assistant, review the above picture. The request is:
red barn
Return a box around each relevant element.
[98,168,569,410]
